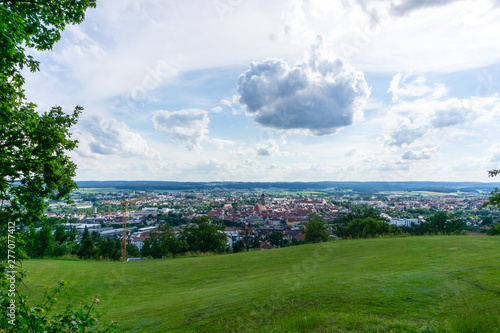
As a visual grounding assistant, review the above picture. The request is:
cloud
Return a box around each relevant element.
[209,138,235,150]
[344,148,359,157]
[76,117,159,159]
[429,99,469,128]
[490,144,500,163]
[152,109,210,150]
[384,73,500,148]
[256,140,280,156]
[237,43,370,135]
[384,122,426,147]
[390,0,464,16]
[354,0,466,18]
[388,73,447,102]
[211,106,223,113]
[401,147,438,160]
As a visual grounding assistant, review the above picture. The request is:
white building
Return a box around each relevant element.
[389,218,420,227]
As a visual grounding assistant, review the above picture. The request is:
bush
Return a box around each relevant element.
[0,265,117,332]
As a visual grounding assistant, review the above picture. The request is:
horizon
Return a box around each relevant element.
[74,180,500,184]
[23,1,500,182]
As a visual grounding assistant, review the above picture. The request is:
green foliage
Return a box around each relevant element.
[232,240,245,253]
[141,237,162,259]
[156,223,188,258]
[239,223,259,251]
[333,206,401,239]
[0,268,116,332]
[303,214,329,243]
[269,231,285,247]
[1,0,96,228]
[344,217,391,238]
[0,0,96,90]
[25,225,55,258]
[488,224,500,236]
[141,223,188,258]
[483,188,500,209]
[400,212,466,236]
[76,226,93,259]
[484,170,500,220]
[20,223,78,259]
[488,169,500,178]
[156,211,187,227]
[181,217,227,253]
[126,243,140,258]
[482,216,494,226]
[1,105,81,226]
[350,204,382,220]
[0,1,116,330]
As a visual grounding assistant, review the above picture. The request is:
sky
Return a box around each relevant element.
[23,0,500,182]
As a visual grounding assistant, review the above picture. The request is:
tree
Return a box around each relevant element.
[332,204,387,239]
[0,0,96,106]
[488,169,500,178]
[54,224,68,244]
[483,169,500,209]
[142,233,163,259]
[269,231,284,248]
[343,217,391,239]
[232,240,245,253]
[181,217,227,254]
[239,222,258,251]
[152,223,187,258]
[0,1,117,330]
[163,230,187,258]
[252,234,261,249]
[96,238,116,260]
[482,216,494,226]
[304,214,329,243]
[77,226,94,259]
[1,0,96,228]
[1,105,80,226]
[428,211,448,234]
[126,243,141,258]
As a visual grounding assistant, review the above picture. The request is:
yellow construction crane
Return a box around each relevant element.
[121,193,150,261]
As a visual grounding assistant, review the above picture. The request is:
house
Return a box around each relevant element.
[260,241,273,250]
[131,236,149,251]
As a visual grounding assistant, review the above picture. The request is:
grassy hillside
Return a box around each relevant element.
[23,236,500,332]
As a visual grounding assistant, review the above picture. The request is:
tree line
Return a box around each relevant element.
[20,209,474,262]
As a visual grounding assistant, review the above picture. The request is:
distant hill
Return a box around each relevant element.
[75,180,500,193]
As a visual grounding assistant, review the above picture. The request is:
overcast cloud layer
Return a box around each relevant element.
[21,0,500,182]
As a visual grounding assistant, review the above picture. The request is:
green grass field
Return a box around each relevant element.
[22,236,500,332]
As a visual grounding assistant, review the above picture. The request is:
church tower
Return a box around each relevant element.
[261,193,265,206]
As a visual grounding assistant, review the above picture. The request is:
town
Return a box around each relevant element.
[42,184,498,254]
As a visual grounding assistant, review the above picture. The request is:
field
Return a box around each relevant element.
[23,236,500,332]
[409,191,458,197]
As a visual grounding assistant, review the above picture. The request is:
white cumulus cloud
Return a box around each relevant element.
[237,40,370,136]
[384,73,500,148]
[256,140,280,156]
[152,109,209,150]
[401,147,438,160]
[76,117,159,159]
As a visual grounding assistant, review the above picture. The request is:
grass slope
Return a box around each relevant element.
[23,236,500,332]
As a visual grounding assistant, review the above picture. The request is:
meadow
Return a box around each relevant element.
[23,236,500,332]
